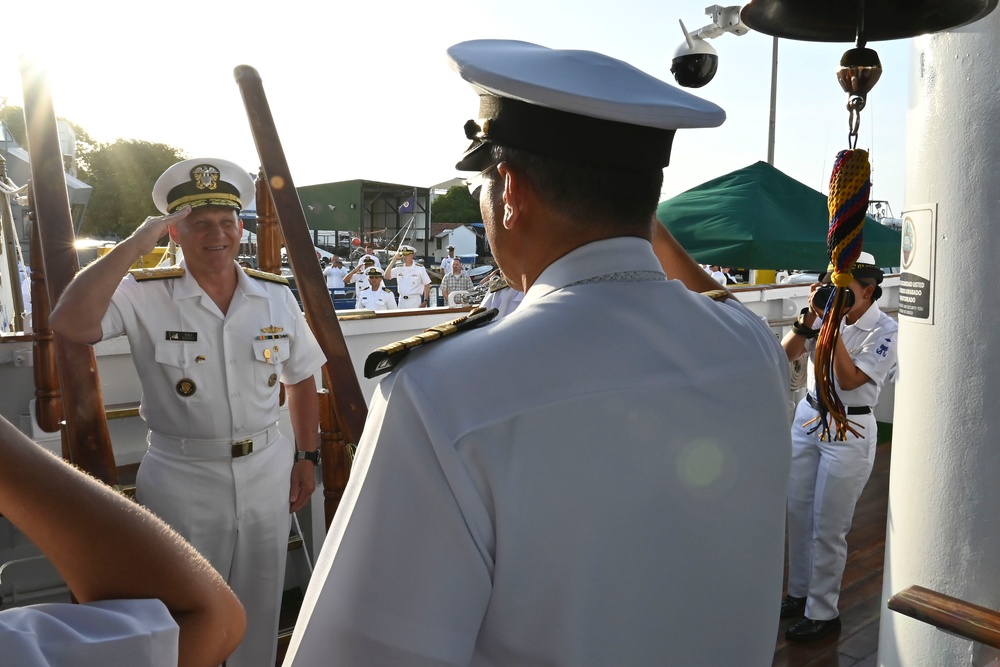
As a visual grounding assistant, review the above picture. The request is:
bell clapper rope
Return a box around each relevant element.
[807,32,882,441]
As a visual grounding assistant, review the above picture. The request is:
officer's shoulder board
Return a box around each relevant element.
[381,287,392,293]
[364,307,498,378]
[130,266,185,281]
[243,267,289,285]
[701,288,730,302]
[488,274,507,293]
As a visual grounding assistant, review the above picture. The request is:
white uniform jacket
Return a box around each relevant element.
[100,261,325,438]
[286,237,792,666]
[356,287,398,311]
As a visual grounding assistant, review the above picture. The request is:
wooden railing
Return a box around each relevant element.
[888,585,1000,649]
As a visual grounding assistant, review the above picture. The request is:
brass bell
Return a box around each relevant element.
[741,0,998,42]
[838,47,882,112]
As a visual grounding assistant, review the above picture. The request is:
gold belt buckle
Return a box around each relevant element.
[232,439,254,457]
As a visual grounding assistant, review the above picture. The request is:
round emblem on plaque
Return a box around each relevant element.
[267,373,278,387]
[176,378,197,396]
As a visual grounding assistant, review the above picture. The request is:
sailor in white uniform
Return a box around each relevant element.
[385,245,431,308]
[355,267,398,311]
[780,252,898,641]
[285,39,791,667]
[346,255,376,295]
[49,158,326,667]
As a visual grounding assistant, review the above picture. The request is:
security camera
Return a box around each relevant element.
[671,6,749,88]
[671,23,719,88]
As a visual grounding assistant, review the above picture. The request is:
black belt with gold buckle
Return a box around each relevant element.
[806,394,872,415]
[231,439,254,457]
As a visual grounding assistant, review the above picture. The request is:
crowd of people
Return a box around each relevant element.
[3,37,899,667]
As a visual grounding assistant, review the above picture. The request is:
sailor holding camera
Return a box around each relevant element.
[778,251,898,642]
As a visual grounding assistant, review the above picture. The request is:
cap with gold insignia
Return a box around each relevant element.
[152,157,255,214]
[447,39,725,172]
[366,267,385,278]
[400,245,416,255]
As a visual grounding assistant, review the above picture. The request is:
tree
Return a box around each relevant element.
[0,105,26,147]
[78,139,186,238]
[431,185,481,224]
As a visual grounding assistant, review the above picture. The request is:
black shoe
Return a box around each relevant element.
[785,616,842,642]
[780,595,806,618]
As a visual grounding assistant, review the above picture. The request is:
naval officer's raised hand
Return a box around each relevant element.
[130,205,191,256]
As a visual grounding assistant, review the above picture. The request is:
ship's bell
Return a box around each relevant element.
[741,0,998,42]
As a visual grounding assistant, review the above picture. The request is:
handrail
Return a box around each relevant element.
[887,585,1000,650]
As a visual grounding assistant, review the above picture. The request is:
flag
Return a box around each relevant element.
[398,197,415,214]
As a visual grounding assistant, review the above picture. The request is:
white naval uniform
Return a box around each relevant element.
[285,237,792,666]
[786,302,898,621]
[440,255,455,276]
[478,282,524,320]
[0,599,177,667]
[349,271,372,293]
[356,286,398,311]
[387,263,430,309]
[100,260,326,667]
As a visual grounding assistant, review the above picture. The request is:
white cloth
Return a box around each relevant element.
[349,271,371,293]
[440,256,455,276]
[356,287,398,311]
[711,270,726,285]
[786,302,898,621]
[323,265,348,291]
[286,237,791,666]
[0,599,177,667]
[100,260,326,667]
[387,263,431,305]
[478,284,524,319]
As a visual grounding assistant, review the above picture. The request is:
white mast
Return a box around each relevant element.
[878,9,1000,665]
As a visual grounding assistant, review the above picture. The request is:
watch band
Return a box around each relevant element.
[294,450,320,466]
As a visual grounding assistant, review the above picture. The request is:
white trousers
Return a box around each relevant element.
[786,398,877,621]
[136,428,293,667]
[398,293,422,309]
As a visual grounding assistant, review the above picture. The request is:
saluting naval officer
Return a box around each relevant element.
[779,252,898,642]
[355,267,398,311]
[346,255,376,294]
[284,40,792,666]
[385,244,431,308]
[49,158,326,667]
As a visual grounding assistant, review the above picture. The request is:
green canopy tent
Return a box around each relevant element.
[656,161,902,270]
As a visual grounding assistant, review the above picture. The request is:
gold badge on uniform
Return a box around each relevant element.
[268,373,278,387]
[191,164,221,191]
[261,325,285,334]
[176,378,197,397]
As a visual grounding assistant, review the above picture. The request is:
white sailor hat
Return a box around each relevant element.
[447,40,725,171]
[446,244,455,250]
[152,158,255,214]
[366,267,385,278]
[400,245,416,255]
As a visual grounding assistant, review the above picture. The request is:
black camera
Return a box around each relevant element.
[811,284,855,311]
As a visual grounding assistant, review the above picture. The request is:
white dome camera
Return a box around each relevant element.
[671,24,719,88]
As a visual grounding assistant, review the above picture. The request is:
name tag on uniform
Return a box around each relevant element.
[165,331,198,341]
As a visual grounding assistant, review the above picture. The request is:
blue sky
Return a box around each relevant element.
[3,0,910,211]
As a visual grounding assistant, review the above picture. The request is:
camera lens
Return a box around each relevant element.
[670,53,719,88]
[811,284,855,311]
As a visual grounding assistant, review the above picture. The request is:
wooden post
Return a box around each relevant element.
[20,58,118,485]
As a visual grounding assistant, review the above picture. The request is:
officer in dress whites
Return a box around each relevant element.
[440,244,457,276]
[49,157,327,667]
[355,267,398,311]
[385,244,431,308]
[346,255,376,295]
[284,40,791,666]
[779,251,898,641]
